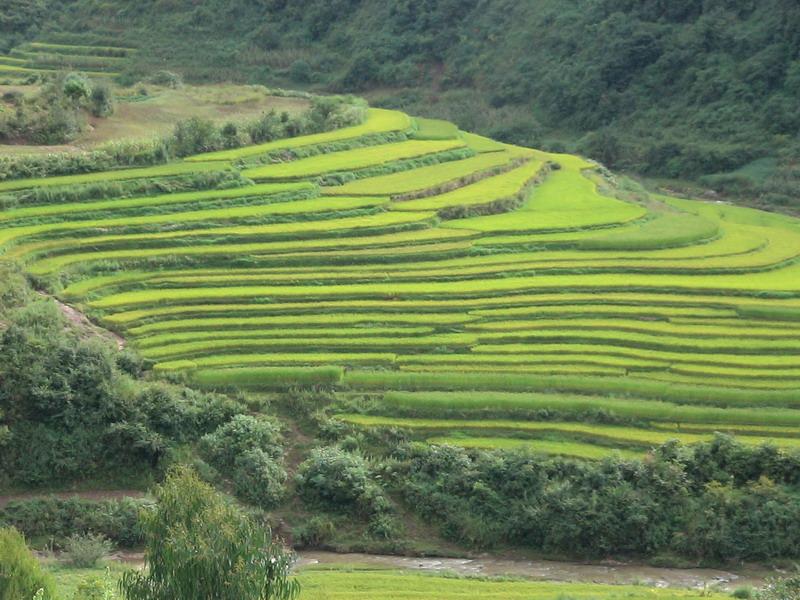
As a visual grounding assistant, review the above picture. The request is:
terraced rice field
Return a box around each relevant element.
[0,40,134,79]
[3,109,800,459]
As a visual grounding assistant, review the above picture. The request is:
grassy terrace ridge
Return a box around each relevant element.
[185,108,413,161]
[2,107,800,460]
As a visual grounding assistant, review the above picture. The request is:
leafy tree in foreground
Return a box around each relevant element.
[0,527,55,600]
[119,467,299,600]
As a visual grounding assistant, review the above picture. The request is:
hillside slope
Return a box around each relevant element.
[3,0,799,210]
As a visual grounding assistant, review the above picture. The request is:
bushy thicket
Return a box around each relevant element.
[200,415,288,509]
[0,497,146,548]
[0,266,244,487]
[394,437,800,561]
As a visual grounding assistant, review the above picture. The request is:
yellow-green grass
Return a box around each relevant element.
[186,108,412,161]
[398,352,670,370]
[242,139,466,180]
[0,161,228,192]
[24,211,438,272]
[380,390,800,424]
[428,436,645,459]
[338,415,800,449]
[327,149,530,196]
[461,131,509,152]
[45,561,731,600]
[448,161,647,233]
[346,371,799,407]
[410,117,461,140]
[574,210,720,250]
[472,344,800,369]
[138,333,476,360]
[392,159,543,213]
[75,263,800,308]
[134,326,436,348]
[0,196,387,247]
[127,312,475,335]
[154,352,398,372]
[0,182,316,221]
[192,365,344,389]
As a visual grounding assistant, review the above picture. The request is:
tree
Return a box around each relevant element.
[757,574,800,600]
[0,527,55,600]
[119,467,299,600]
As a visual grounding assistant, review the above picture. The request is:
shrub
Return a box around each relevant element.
[0,527,55,600]
[756,575,800,600]
[63,532,114,568]
[148,70,183,88]
[73,571,117,600]
[295,447,387,516]
[293,516,335,548]
[90,84,114,118]
[119,467,299,600]
[233,449,288,509]
[200,414,284,468]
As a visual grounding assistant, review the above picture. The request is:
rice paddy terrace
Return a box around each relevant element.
[2,107,800,460]
[0,40,133,80]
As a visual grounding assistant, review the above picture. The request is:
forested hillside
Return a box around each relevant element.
[3,0,799,210]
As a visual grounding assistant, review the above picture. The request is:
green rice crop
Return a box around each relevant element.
[393,159,543,212]
[192,366,344,389]
[328,150,529,196]
[186,109,412,161]
[0,162,228,192]
[344,371,800,407]
[154,352,397,372]
[241,139,466,180]
[380,390,800,425]
[410,117,461,140]
[427,436,645,459]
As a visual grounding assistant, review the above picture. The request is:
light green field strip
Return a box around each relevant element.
[96,292,800,325]
[0,182,315,221]
[403,364,628,377]
[186,108,412,161]
[655,422,800,437]
[398,353,670,370]
[447,154,646,233]
[338,415,800,448]
[428,436,645,459]
[295,568,728,599]
[139,333,475,360]
[380,390,800,425]
[474,343,800,368]
[134,326,434,347]
[32,227,474,275]
[634,372,800,390]
[391,159,543,212]
[470,317,800,339]
[573,210,719,250]
[241,139,466,180]
[0,161,227,192]
[0,196,386,247]
[127,312,475,335]
[24,211,437,272]
[471,304,736,319]
[460,131,509,152]
[327,149,530,196]
[154,352,398,372]
[0,55,27,65]
[81,262,800,308]
[410,117,461,140]
[25,42,135,56]
[477,327,800,353]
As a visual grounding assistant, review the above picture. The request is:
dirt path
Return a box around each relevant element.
[39,292,126,350]
[0,489,147,509]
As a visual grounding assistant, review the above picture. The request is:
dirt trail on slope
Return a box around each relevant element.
[39,292,126,350]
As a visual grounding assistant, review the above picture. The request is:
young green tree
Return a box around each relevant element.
[0,527,55,600]
[119,467,299,600]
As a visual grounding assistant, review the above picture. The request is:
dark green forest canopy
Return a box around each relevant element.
[4,0,800,205]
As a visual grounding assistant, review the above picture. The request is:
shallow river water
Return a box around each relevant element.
[296,551,777,591]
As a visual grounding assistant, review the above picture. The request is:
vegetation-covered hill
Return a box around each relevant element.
[3,0,799,211]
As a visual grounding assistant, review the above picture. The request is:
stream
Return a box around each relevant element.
[296,551,777,591]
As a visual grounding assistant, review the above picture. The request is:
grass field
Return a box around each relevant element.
[44,561,734,600]
[2,107,800,460]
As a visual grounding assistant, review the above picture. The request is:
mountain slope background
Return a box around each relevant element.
[3,0,800,209]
